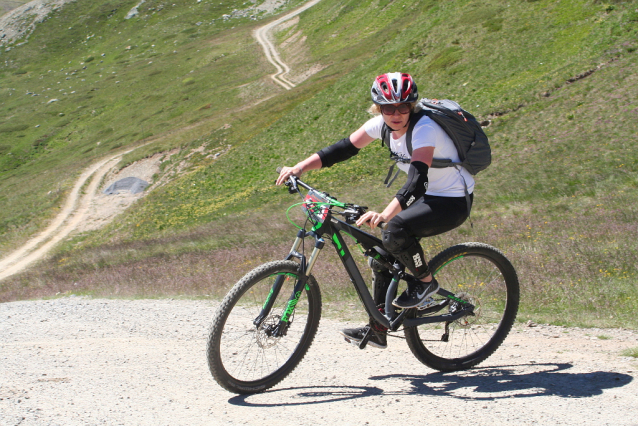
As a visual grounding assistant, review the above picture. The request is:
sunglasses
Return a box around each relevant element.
[380,104,411,115]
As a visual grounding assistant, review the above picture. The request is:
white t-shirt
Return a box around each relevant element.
[364,114,475,197]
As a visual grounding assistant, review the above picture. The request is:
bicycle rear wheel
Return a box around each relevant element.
[404,243,519,371]
[207,260,321,394]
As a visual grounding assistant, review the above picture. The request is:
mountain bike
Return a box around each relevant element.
[206,172,520,394]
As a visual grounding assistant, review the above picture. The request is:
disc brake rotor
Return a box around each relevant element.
[255,315,282,349]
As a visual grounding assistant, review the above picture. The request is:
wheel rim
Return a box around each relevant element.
[414,253,511,361]
[219,272,312,383]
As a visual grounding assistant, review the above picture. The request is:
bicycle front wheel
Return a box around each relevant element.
[207,260,321,394]
[404,243,519,371]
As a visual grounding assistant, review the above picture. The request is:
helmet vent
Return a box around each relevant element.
[371,72,418,105]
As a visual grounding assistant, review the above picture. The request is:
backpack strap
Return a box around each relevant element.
[381,121,402,188]
[404,111,425,156]
[383,111,428,187]
[383,163,402,188]
[382,111,423,153]
[406,111,462,169]
[381,123,391,149]
[455,165,473,225]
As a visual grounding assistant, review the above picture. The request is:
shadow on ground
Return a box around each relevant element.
[228,363,633,406]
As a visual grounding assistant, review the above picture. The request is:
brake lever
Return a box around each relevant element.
[341,205,368,224]
[275,167,300,194]
[288,175,299,194]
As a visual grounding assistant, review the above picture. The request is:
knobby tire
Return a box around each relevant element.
[404,242,519,371]
[207,260,322,394]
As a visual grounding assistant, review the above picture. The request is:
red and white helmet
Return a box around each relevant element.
[370,72,418,104]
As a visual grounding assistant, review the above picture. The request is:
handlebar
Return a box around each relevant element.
[276,167,386,229]
[276,166,335,200]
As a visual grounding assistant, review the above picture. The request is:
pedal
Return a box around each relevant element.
[358,327,372,350]
[343,336,366,349]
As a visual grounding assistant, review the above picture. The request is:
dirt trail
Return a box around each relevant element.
[254,0,322,90]
[0,155,124,281]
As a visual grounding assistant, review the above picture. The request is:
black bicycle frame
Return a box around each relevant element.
[255,216,473,338]
[318,214,473,329]
[255,176,474,337]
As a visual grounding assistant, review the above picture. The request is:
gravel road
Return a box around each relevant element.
[1,297,637,426]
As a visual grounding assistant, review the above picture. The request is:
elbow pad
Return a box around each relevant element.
[317,137,360,168]
[395,161,429,209]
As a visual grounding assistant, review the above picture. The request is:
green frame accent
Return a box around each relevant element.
[264,272,311,319]
[332,234,346,257]
[281,290,302,322]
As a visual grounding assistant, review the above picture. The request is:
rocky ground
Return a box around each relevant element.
[0,0,75,47]
[1,297,637,426]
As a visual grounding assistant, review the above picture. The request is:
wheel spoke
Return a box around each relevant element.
[405,244,519,371]
[207,261,321,393]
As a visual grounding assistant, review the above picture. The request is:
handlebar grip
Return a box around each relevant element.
[276,167,283,174]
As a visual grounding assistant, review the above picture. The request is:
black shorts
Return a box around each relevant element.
[390,193,473,239]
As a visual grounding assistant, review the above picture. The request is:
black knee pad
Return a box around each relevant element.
[382,223,412,254]
[382,221,430,279]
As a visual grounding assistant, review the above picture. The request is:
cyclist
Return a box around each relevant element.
[276,72,474,349]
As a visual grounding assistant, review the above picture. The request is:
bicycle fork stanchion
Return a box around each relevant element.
[284,229,306,262]
[252,229,308,329]
[303,235,325,275]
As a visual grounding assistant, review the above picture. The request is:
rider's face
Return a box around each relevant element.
[381,103,411,130]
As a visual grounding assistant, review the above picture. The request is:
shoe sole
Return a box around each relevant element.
[392,282,440,309]
[339,331,387,349]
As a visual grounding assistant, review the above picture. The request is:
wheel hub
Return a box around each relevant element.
[255,315,283,349]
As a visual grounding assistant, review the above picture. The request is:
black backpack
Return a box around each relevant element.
[381,98,491,186]
[381,99,490,221]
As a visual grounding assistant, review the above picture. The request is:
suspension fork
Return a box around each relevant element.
[253,231,324,336]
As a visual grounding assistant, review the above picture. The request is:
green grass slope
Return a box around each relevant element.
[1,0,637,327]
[0,0,305,250]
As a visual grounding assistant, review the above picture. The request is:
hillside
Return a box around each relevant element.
[0,0,637,327]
